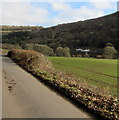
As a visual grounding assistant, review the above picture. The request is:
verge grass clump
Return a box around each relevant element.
[7,49,119,120]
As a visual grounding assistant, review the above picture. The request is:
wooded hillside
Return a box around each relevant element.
[2,12,118,56]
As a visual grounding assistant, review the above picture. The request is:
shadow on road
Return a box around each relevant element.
[0,55,7,57]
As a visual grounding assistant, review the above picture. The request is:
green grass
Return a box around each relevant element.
[48,57,118,97]
[1,49,10,55]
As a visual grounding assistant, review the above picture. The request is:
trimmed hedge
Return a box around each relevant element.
[7,49,119,120]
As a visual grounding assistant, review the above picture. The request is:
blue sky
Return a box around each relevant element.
[1,0,118,27]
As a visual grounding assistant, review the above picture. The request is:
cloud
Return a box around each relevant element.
[1,1,117,27]
[48,1,117,26]
[89,0,117,10]
[2,2,49,25]
[50,2,71,11]
[49,2,104,26]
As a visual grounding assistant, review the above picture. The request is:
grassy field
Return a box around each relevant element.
[48,57,118,97]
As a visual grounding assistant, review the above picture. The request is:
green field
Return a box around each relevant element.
[48,57,118,97]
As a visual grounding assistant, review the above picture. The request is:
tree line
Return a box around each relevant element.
[1,43,71,57]
[2,42,118,59]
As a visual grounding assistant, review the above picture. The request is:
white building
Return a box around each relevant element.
[76,48,90,52]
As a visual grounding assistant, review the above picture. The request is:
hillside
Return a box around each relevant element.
[2,12,119,56]
[1,25,43,35]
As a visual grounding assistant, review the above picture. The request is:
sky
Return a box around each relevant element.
[0,0,118,27]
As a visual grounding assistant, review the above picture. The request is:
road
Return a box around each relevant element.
[2,55,95,118]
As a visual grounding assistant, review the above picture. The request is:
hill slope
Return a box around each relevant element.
[2,12,118,55]
[1,25,43,35]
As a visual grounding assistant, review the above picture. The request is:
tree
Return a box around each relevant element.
[23,43,55,56]
[33,44,55,56]
[56,47,71,57]
[63,47,71,57]
[103,43,117,59]
[56,47,64,56]
[106,43,113,47]
[24,43,34,50]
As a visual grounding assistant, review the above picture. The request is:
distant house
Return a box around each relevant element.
[76,48,90,52]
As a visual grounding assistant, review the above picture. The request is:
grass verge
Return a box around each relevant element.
[0,49,10,55]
